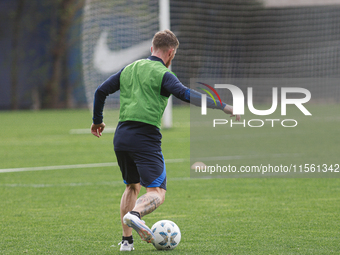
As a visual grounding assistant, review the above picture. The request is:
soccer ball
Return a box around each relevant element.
[151,220,181,250]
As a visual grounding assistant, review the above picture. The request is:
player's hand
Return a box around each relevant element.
[223,105,241,121]
[91,122,106,138]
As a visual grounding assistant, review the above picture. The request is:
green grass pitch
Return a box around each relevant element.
[0,106,339,254]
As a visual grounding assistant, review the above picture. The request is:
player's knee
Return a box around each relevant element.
[126,183,141,195]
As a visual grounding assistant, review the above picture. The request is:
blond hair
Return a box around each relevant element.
[152,29,179,51]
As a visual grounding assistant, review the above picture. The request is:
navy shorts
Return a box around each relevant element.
[115,151,167,190]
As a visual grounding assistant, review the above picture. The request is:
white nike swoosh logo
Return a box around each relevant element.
[93,30,152,74]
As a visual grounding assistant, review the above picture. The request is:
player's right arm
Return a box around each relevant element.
[91,122,106,138]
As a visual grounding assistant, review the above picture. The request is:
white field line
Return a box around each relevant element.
[0,177,192,188]
[0,162,118,173]
[69,122,190,135]
[0,158,188,174]
[69,128,116,134]
[0,153,301,187]
[0,153,300,174]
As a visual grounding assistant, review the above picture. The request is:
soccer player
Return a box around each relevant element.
[91,29,240,251]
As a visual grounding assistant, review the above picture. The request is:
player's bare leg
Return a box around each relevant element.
[133,187,166,217]
[120,183,141,237]
[123,187,166,243]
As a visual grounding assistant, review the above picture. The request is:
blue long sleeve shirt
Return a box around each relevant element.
[92,56,226,152]
[93,56,225,124]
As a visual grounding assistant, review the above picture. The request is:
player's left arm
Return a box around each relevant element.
[161,72,240,121]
